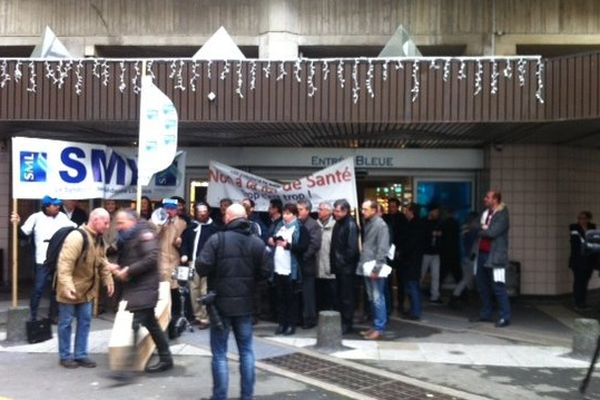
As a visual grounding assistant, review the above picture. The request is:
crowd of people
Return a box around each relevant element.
[9,189,525,399]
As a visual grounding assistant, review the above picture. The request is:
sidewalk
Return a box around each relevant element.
[1,295,600,400]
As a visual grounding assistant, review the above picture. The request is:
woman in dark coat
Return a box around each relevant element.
[569,211,598,311]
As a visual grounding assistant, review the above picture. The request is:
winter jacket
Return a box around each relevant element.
[157,215,187,288]
[116,220,160,311]
[317,217,336,279]
[300,217,322,277]
[196,218,270,317]
[330,215,360,275]
[272,218,308,282]
[56,224,113,304]
[478,203,510,269]
[180,219,218,264]
[358,215,390,275]
[569,222,598,270]
[399,217,426,281]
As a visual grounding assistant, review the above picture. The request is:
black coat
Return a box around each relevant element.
[570,223,598,270]
[400,217,426,281]
[180,219,218,262]
[196,218,270,317]
[117,220,160,312]
[330,215,360,275]
[299,217,322,277]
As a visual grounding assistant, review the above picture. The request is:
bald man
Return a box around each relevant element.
[196,203,270,400]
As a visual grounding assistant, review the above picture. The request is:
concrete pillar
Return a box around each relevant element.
[315,311,343,352]
[6,306,29,342]
[572,318,600,359]
[258,0,299,59]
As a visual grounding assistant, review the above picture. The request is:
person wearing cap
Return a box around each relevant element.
[157,198,188,338]
[10,195,76,322]
[170,195,192,227]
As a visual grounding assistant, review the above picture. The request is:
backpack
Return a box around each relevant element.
[43,226,89,274]
[585,230,600,254]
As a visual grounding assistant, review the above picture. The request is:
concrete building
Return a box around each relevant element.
[1,0,600,297]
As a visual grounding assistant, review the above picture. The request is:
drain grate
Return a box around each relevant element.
[262,353,460,400]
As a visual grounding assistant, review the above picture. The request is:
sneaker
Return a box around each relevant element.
[75,358,97,368]
[360,328,375,337]
[60,359,79,369]
[364,330,383,340]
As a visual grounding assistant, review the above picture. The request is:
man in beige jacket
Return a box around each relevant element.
[55,208,114,369]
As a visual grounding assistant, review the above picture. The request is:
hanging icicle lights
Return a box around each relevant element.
[0,56,545,103]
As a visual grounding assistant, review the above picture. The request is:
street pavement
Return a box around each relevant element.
[1,294,600,399]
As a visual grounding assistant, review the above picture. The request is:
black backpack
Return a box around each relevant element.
[43,227,88,274]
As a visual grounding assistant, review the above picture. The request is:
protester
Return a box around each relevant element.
[569,211,598,311]
[55,208,114,368]
[400,203,425,320]
[10,195,76,322]
[157,198,188,338]
[242,198,268,242]
[382,198,408,313]
[440,208,462,287]
[421,204,443,304]
[472,190,511,328]
[330,199,360,334]
[358,199,390,340]
[316,202,337,311]
[61,200,88,226]
[170,195,192,226]
[180,202,218,328]
[108,209,173,374]
[267,198,283,237]
[196,204,269,400]
[449,212,480,309]
[101,198,122,313]
[297,199,322,329]
[269,203,307,335]
[215,198,233,227]
[139,196,153,221]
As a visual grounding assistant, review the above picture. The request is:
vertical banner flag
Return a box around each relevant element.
[207,158,358,212]
[138,75,178,186]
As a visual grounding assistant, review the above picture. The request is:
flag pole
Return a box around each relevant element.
[136,60,148,215]
[11,198,18,307]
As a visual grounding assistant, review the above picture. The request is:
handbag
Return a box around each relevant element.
[26,318,53,344]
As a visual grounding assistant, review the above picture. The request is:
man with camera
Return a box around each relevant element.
[196,203,270,400]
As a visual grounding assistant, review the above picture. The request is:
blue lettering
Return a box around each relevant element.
[59,147,87,183]
[91,150,127,185]
[127,158,138,185]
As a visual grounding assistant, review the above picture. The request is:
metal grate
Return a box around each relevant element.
[263,353,460,400]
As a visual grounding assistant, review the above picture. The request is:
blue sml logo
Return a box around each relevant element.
[20,151,47,182]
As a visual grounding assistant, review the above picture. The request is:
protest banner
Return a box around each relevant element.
[12,136,185,200]
[207,158,358,211]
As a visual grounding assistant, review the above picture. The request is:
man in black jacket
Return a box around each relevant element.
[196,204,269,400]
[108,209,173,374]
[297,200,322,329]
[330,199,360,334]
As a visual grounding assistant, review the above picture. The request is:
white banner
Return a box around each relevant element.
[207,158,358,212]
[138,75,179,186]
[12,137,185,200]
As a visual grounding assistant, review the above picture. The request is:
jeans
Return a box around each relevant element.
[421,254,441,301]
[58,302,92,361]
[364,277,387,332]
[210,315,255,400]
[404,280,422,318]
[475,253,511,321]
[30,263,57,320]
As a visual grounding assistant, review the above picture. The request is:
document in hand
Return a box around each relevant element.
[360,260,393,277]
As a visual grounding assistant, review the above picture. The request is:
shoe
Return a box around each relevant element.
[468,316,494,323]
[145,359,173,373]
[360,328,375,337]
[430,298,444,305]
[283,326,296,336]
[275,325,286,335]
[302,323,316,330]
[75,358,97,368]
[364,330,383,340]
[60,359,79,369]
[495,318,511,328]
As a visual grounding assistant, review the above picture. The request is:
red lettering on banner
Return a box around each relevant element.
[283,180,302,192]
[306,166,353,188]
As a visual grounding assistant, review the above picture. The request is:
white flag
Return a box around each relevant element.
[138,76,178,186]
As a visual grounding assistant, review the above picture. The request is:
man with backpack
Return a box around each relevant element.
[55,208,115,369]
[10,195,76,323]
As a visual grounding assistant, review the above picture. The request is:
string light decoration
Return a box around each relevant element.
[0,56,545,104]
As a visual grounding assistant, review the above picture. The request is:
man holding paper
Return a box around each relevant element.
[358,199,390,341]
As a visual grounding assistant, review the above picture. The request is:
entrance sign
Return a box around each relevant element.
[12,137,185,200]
[207,158,358,212]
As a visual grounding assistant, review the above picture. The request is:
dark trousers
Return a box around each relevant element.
[275,274,299,328]
[394,269,405,312]
[335,273,355,330]
[316,278,337,311]
[301,276,317,326]
[572,266,593,307]
[133,308,172,361]
[30,263,57,321]
[475,253,511,321]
